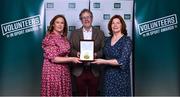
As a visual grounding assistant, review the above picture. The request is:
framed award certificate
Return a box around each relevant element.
[80,40,94,61]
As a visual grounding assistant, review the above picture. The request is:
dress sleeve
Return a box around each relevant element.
[42,35,59,60]
[116,37,132,69]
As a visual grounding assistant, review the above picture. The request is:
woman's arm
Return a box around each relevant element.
[92,59,119,66]
[52,56,81,64]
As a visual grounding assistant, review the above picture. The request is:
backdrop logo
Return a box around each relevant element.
[114,3,121,9]
[47,3,54,8]
[93,3,100,8]
[103,14,110,20]
[68,3,76,8]
[69,26,76,32]
[124,14,131,20]
[1,15,41,38]
[138,14,178,37]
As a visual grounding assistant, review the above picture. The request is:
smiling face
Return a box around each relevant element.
[81,12,93,29]
[111,18,122,34]
[108,15,127,36]
[53,17,65,33]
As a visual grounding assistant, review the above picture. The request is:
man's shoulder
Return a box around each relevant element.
[92,27,104,33]
[73,28,82,33]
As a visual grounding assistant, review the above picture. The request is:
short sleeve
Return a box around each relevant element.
[42,35,59,60]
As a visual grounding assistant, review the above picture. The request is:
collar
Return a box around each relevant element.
[83,27,92,33]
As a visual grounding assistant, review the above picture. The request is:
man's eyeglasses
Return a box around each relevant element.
[81,16,92,20]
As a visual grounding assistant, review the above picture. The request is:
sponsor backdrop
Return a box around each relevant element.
[0,0,44,95]
[45,0,134,94]
[45,0,133,38]
[134,0,180,95]
[1,0,180,96]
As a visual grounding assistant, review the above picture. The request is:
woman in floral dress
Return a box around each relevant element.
[41,15,81,96]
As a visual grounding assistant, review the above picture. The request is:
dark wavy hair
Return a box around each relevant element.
[108,15,127,36]
[47,15,68,37]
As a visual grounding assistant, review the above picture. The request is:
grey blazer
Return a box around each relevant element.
[69,27,105,77]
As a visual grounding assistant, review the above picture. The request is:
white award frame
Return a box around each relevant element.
[80,40,94,61]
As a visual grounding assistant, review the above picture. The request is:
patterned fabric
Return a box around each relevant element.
[102,35,132,96]
[41,33,72,96]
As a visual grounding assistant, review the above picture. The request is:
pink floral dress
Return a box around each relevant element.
[41,33,72,96]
